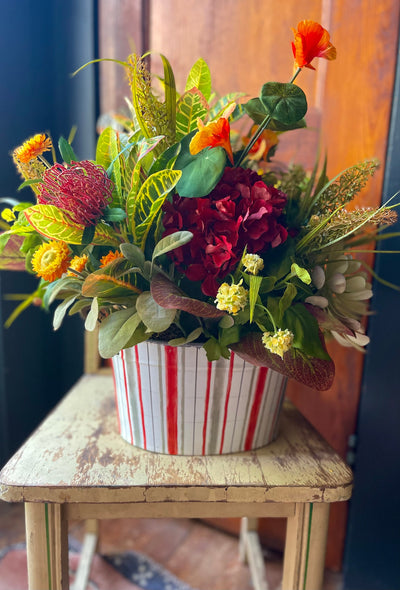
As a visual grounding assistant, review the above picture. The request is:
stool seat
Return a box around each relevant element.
[0,373,353,590]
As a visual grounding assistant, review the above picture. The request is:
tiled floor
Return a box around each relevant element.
[0,501,343,590]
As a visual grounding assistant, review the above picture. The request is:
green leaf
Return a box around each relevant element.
[208,92,246,121]
[160,53,177,143]
[17,178,42,191]
[126,160,141,232]
[204,337,222,361]
[152,231,193,261]
[81,225,96,245]
[102,207,127,223]
[96,127,114,171]
[136,291,176,332]
[84,297,99,332]
[259,82,307,125]
[44,277,83,307]
[24,205,120,246]
[283,304,331,360]
[120,242,145,269]
[98,308,142,358]
[244,97,306,130]
[82,271,140,300]
[185,58,212,101]
[133,169,181,249]
[218,315,235,329]
[148,142,181,175]
[53,295,78,330]
[58,137,78,165]
[176,147,226,198]
[278,283,297,322]
[291,262,311,284]
[248,275,263,322]
[176,89,209,141]
[169,327,203,346]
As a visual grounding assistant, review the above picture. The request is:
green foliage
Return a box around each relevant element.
[175,147,226,197]
[185,58,212,101]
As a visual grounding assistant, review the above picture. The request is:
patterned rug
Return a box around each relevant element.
[0,541,199,590]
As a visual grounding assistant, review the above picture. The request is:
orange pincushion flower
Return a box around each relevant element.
[67,254,89,276]
[189,117,234,164]
[292,20,336,70]
[100,250,124,267]
[32,240,71,282]
[13,133,53,163]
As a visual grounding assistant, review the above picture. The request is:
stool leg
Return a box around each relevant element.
[282,502,330,590]
[239,517,268,590]
[72,520,99,590]
[25,502,69,590]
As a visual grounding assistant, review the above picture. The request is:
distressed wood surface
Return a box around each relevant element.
[0,374,352,505]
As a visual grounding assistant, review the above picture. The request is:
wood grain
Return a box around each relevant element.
[0,374,352,506]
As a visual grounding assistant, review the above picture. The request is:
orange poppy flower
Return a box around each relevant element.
[291,20,336,70]
[189,117,234,164]
[242,126,279,161]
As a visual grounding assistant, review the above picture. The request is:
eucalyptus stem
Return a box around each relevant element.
[236,67,302,168]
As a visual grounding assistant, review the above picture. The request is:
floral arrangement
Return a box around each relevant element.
[1,20,398,391]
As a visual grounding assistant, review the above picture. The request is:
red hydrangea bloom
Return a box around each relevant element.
[162,167,288,296]
[38,160,113,226]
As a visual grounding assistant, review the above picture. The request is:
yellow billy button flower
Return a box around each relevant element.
[215,280,248,315]
[242,253,264,275]
[13,133,53,164]
[32,240,71,283]
[262,329,294,359]
[67,254,89,276]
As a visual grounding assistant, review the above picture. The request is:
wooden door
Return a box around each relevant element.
[98,0,400,570]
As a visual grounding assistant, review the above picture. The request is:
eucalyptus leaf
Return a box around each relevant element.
[152,231,193,261]
[219,315,235,329]
[136,291,176,332]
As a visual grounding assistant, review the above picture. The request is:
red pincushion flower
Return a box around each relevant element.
[38,160,113,226]
[162,167,288,296]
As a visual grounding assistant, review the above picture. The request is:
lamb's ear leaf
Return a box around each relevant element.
[230,331,334,391]
[98,308,141,358]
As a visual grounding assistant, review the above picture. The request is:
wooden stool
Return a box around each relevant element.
[0,372,352,590]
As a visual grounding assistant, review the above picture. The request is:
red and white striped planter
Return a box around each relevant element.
[111,341,287,455]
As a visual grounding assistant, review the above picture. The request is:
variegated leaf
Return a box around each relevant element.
[185,58,212,101]
[24,205,120,246]
[132,169,181,249]
[176,89,209,141]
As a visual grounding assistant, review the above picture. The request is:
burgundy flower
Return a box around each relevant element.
[38,160,113,226]
[162,167,288,296]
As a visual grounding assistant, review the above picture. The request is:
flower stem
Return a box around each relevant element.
[236,67,302,168]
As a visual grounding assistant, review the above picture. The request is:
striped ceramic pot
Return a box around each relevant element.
[111,340,287,455]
